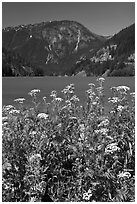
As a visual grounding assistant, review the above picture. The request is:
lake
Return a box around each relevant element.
[2,77,135,111]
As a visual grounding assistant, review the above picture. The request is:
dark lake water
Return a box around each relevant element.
[2,77,135,110]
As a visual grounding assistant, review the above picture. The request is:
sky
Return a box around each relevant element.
[2,2,135,36]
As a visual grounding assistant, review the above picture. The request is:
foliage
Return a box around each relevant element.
[107,23,135,59]
[2,48,33,76]
[2,78,135,202]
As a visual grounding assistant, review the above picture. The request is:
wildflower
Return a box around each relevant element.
[96,86,104,96]
[108,97,120,104]
[86,89,92,95]
[118,171,131,179]
[30,196,37,202]
[9,109,20,115]
[55,97,63,103]
[69,83,74,87]
[50,90,57,98]
[37,113,49,120]
[95,128,108,135]
[105,143,120,154]
[3,105,15,112]
[5,105,14,109]
[2,116,8,122]
[117,105,125,112]
[70,95,80,103]
[97,77,105,86]
[88,94,96,101]
[130,92,135,97]
[96,86,103,92]
[130,92,135,102]
[61,88,68,94]
[97,77,105,82]
[62,84,74,95]
[116,86,130,92]
[14,98,25,104]
[43,96,47,102]
[92,101,98,106]
[29,131,37,136]
[88,83,95,87]
[28,89,40,97]
[86,89,96,97]
[66,84,75,90]
[83,189,92,201]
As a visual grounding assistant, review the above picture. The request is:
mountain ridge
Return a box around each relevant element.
[2,20,135,76]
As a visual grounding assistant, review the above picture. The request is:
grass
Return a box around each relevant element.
[2,77,135,202]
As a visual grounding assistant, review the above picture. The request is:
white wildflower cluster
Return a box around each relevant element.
[96,86,104,97]
[2,116,8,122]
[108,97,120,104]
[14,98,25,104]
[117,86,130,92]
[28,89,40,97]
[65,100,72,108]
[54,97,63,103]
[105,143,120,154]
[95,128,108,135]
[86,83,96,102]
[9,109,20,115]
[97,77,105,87]
[66,83,75,90]
[37,113,49,120]
[3,105,15,112]
[50,90,57,98]
[117,171,131,179]
[117,105,125,112]
[110,86,130,97]
[62,84,75,96]
[130,92,135,97]
[29,131,37,136]
[88,83,95,90]
[70,95,80,103]
[86,89,96,101]
[83,189,92,201]
[130,92,135,103]
[43,96,47,102]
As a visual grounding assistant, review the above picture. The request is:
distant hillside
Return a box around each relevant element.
[73,23,135,76]
[2,48,34,76]
[2,21,135,76]
[106,23,135,59]
[2,20,106,76]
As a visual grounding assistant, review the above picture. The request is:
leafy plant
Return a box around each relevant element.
[2,78,135,202]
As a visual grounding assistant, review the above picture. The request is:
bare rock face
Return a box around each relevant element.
[2,20,106,75]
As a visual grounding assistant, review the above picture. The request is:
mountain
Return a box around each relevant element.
[73,23,135,76]
[2,20,106,76]
[2,21,135,77]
